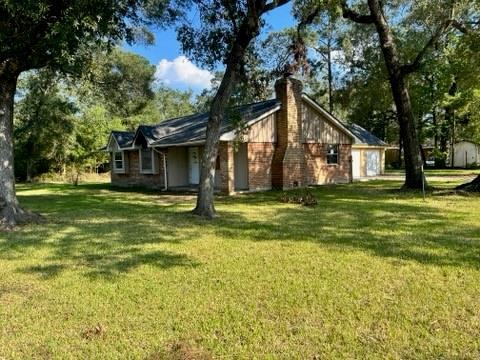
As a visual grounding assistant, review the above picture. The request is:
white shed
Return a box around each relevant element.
[451,141,480,168]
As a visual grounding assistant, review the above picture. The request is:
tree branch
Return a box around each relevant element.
[262,0,290,14]
[341,0,374,24]
[400,17,466,75]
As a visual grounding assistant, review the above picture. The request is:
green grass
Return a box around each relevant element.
[1,179,480,359]
[386,168,480,177]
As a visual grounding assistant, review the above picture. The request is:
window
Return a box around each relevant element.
[326,144,339,164]
[113,151,124,173]
[140,148,155,174]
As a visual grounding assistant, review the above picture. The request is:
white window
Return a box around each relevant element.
[326,144,339,165]
[140,148,156,174]
[113,151,125,173]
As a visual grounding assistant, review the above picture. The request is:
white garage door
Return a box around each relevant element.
[352,150,361,179]
[366,150,380,176]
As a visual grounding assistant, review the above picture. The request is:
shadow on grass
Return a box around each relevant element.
[4,183,202,280]
[3,181,480,282]
[214,182,480,269]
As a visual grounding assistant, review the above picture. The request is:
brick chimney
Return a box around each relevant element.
[272,76,305,189]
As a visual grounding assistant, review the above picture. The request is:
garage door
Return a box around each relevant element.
[366,150,380,176]
[352,150,361,179]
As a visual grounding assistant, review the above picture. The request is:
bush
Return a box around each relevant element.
[280,188,318,206]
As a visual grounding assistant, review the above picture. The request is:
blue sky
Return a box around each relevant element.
[123,3,295,93]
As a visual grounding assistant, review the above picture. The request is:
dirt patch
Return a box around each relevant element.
[148,341,212,360]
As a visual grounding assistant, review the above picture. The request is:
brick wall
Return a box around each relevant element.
[111,150,166,189]
[304,144,352,184]
[248,143,275,191]
[217,142,234,194]
[272,76,306,189]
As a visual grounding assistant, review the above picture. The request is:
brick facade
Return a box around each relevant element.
[304,144,352,184]
[248,143,275,191]
[111,149,166,189]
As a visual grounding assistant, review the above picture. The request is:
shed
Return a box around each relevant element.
[451,141,480,168]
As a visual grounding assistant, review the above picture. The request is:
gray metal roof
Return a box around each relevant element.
[135,98,281,147]
[112,131,135,148]
[343,122,388,146]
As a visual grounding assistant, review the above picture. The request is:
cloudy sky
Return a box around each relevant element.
[123,3,294,93]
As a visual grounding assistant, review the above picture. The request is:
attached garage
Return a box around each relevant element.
[344,122,388,179]
[351,147,385,179]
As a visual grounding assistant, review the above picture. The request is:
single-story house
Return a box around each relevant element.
[106,76,388,193]
[451,140,480,168]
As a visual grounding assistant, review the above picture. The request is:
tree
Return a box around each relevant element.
[299,0,474,188]
[80,48,156,130]
[160,0,290,218]
[14,70,76,181]
[0,0,143,228]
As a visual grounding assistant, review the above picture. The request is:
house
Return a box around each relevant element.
[106,77,388,193]
[451,141,480,168]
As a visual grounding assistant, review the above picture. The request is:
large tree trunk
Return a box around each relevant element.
[368,0,425,189]
[192,11,262,218]
[192,65,239,218]
[0,65,40,229]
[456,175,480,192]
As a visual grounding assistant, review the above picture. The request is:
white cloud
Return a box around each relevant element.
[155,56,214,90]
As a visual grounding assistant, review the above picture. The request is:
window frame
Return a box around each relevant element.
[113,151,125,173]
[139,148,156,174]
[326,144,339,165]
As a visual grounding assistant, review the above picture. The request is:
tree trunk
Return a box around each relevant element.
[327,40,333,113]
[0,65,41,229]
[192,50,242,218]
[445,79,457,167]
[368,0,425,189]
[192,19,259,218]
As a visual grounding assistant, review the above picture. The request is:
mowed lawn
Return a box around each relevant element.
[1,176,480,359]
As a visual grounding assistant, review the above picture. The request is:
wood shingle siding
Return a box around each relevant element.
[302,103,352,144]
[247,113,276,143]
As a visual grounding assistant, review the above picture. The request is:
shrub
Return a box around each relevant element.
[280,188,318,206]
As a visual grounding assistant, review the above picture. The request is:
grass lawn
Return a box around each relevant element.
[386,168,480,177]
[1,178,480,359]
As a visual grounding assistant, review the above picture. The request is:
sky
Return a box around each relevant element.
[123,3,295,93]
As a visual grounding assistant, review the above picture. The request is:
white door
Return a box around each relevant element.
[352,150,361,179]
[366,150,379,176]
[188,147,200,185]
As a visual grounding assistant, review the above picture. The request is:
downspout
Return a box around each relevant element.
[153,148,168,191]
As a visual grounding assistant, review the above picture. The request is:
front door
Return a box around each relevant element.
[366,150,379,176]
[188,147,200,185]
